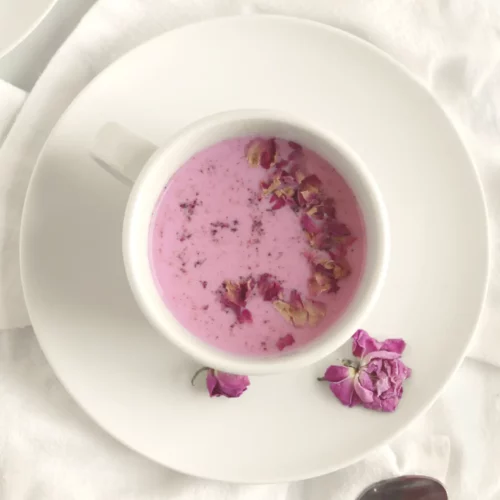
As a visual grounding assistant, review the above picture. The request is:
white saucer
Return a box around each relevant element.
[0,0,57,59]
[20,16,488,483]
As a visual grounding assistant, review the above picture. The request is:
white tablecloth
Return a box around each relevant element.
[1,1,500,498]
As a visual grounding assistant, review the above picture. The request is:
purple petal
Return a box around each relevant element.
[364,358,382,375]
[323,365,351,382]
[329,374,359,407]
[323,365,360,407]
[380,338,406,355]
[216,371,250,398]
[363,349,402,364]
[357,369,375,391]
[375,372,391,396]
[354,374,374,404]
[276,333,295,351]
[352,329,382,358]
[372,396,400,412]
[206,370,219,397]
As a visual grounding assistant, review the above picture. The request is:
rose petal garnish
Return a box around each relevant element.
[221,279,255,323]
[277,169,296,185]
[268,186,296,210]
[205,369,250,398]
[245,138,277,169]
[297,175,322,207]
[238,308,253,324]
[288,149,305,168]
[289,289,303,309]
[274,186,295,199]
[261,176,282,196]
[291,165,306,184]
[276,333,295,351]
[308,272,338,296]
[300,214,319,234]
[323,218,351,239]
[223,279,251,307]
[273,300,308,327]
[269,194,286,210]
[273,291,326,328]
[288,141,302,151]
[257,273,282,301]
[352,329,406,358]
[308,197,336,220]
[275,159,289,169]
[304,299,326,326]
[319,330,411,412]
[321,365,360,407]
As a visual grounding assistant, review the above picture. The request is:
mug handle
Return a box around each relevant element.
[90,123,158,186]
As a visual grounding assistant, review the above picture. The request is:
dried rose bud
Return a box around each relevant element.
[192,368,250,398]
[319,330,411,412]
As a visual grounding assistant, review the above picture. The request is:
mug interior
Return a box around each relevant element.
[124,110,388,375]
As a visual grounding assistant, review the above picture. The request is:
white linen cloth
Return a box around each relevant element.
[1,0,500,498]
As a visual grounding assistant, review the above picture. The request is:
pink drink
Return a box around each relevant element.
[149,137,366,356]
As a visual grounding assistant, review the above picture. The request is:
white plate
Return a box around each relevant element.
[20,16,488,483]
[0,0,57,58]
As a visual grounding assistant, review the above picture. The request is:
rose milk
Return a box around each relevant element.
[149,137,366,356]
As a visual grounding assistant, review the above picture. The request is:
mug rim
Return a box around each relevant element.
[123,109,390,375]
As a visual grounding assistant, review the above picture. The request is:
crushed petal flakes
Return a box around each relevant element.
[230,138,357,340]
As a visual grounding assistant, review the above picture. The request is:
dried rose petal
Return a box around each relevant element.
[288,141,302,151]
[288,149,305,168]
[277,169,296,185]
[291,165,306,184]
[298,175,322,207]
[269,194,286,210]
[289,289,303,309]
[238,308,253,324]
[307,231,333,250]
[261,176,281,196]
[221,279,254,323]
[319,330,411,412]
[273,300,308,327]
[223,280,250,307]
[206,369,250,398]
[257,273,282,301]
[322,365,360,407]
[269,186,296,210]
[245,138,277,169]
[275,159,289,169]
[273,291,326,328]
[352,329,406,359]
[323,219,351,239]
[308,197,336,220]
[276,333,295,351]
[300,214,319,235]
[308,273,337,296]
[304,299,326,326]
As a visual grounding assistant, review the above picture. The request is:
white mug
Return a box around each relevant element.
[90,109,389,375]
